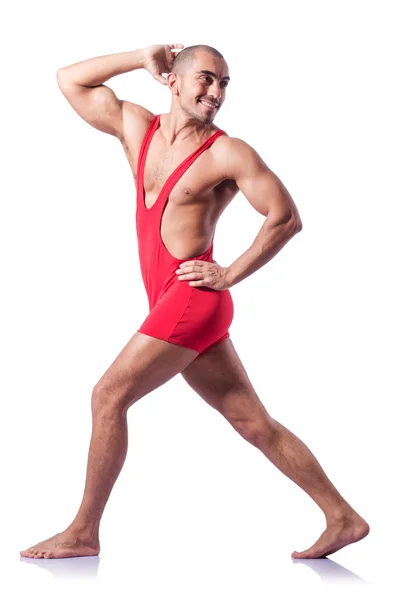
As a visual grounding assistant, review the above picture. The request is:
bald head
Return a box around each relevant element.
[171,45,225,77]
[168,45,229,124]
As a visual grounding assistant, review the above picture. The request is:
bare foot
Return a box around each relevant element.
[20,530,100,559]
[291,511,370,559]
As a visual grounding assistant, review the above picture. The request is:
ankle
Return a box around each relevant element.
[66,522,100,544]
[326,504,356,525]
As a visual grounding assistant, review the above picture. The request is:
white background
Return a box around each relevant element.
[1,0,396,598]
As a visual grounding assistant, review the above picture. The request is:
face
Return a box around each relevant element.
[176,52,230,124]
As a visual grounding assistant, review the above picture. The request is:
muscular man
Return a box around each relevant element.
[20,43,369,559]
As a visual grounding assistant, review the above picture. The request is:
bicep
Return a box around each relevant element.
[56,72,153,141]
[56,71,125,138]
[223,138,301,225]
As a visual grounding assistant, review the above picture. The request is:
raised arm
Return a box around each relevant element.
[56,44,184,141]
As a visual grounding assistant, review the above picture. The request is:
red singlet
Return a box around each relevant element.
[136,114,234,355]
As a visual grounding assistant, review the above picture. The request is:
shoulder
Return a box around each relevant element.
[121,101,156,142]
[214,135,268,180]
[119,101,156,162]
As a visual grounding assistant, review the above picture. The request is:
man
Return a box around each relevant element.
[20,43,369,559]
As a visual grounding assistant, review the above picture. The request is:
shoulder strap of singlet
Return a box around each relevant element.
[136,114,160,189]
[157,125,227,205]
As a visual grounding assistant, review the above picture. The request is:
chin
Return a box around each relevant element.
[196,106,215,123]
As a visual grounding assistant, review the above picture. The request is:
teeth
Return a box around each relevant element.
[200,101,216,108]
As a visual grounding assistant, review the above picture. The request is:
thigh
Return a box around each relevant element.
[93,331,199,412]
[180,336,270,424]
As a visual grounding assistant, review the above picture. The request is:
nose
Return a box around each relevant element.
[208,80,222,101]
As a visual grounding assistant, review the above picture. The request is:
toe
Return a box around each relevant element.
[292,549,311,558]
[292,548,325,559]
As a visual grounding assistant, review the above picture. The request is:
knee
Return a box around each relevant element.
[91,382,130,416]
[231,415,277,447]
[91,384,113,415]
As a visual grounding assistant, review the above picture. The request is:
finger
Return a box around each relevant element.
[178,266,205,275]
[182,265,206,273]
[154,74,168,85]
[170,43,185,49]
[189,280,205,287]
[178,271,204,281]
[179,260,206,269]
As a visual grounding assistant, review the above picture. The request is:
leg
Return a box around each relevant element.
[20,331,199,559]
[181,337,370,558]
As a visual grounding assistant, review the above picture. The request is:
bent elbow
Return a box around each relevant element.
[269,209,302,233]
[287,215,302,234]
[295,218,303,232]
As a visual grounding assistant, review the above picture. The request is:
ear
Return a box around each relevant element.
[168,73,179,94]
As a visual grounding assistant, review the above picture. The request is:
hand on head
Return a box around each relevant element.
[143,43,184,85]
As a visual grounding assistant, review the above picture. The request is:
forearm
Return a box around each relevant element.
[226,216,301,288]
[57,48,147,87]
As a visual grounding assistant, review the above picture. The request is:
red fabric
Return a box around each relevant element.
[135,114,234,354]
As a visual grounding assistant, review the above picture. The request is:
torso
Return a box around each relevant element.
[120,114,240,260]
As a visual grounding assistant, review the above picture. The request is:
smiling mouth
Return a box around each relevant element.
[199,100,217,110]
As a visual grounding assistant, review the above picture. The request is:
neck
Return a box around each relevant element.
[160,107,215,147]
